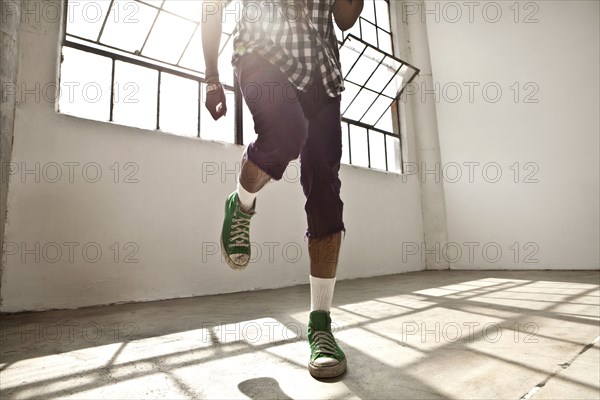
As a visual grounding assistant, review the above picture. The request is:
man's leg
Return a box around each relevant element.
[236,151,271,213]
[300,88,346,378]
[309,232,342,278]
[221,54,308,270]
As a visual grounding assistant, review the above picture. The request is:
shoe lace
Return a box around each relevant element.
[228,212,251,248]
[312,331,338,357]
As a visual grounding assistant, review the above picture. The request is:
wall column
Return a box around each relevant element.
[393,0,450,269]
[1,0,22,305]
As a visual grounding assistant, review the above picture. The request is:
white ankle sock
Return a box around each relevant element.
[237,181,257,211]
[310,275,336,312]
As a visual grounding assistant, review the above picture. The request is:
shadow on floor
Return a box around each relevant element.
[0,270,598,399]
[238,377,293,399]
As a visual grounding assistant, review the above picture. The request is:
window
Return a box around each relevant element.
[59,0,418,172]
[61,0,238,142]
[335,0,419,172]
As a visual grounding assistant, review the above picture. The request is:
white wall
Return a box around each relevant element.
[5,0,597,312]
[424,0,599,269]
[0,1,425,312]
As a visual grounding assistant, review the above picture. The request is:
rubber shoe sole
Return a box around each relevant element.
[220,236,249,271]
[308,358,347,379]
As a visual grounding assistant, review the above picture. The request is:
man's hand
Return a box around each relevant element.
[205,82,227,120]
[333,0,364,31]
[202,1,231,120]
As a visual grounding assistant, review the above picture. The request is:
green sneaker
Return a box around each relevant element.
[220,192,254,270]
[308,310,347,378]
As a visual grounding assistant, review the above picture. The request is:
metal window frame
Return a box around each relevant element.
[340,34,420,126]
[338,32,419,171]
[337,0,420,172]
[60,0,241,140]
[59,0,418,172]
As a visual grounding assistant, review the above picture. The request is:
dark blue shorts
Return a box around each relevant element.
[235,53,345,239]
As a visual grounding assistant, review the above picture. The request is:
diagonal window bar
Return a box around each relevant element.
[139,4,162,54]
[177,24,199,65]
[96,0,115,42]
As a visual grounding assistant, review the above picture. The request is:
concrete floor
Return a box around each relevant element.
[1,270,599,399]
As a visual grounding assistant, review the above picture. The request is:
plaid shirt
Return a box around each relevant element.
[232,0,344,97]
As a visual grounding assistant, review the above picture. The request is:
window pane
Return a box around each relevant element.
[386,135,401,173]
[361,0,376,24]
[345,46,383,86]
[179,28,205,72]
[399,64,412,82]
[161,0,202,21]
[362,96,391,126]
[100,1,158,53]
[66,0,112,40]
[349,125,369,168]
[378,30,393,54]
[374,0,391,32]
[365,56,396,94]
[360,19,377,46]
[375,108,394,133]
[369,131,386,171]
[113,61,158,130]
[143,12,197,64]
[339,40,366,79]
[344,89,377,122]
[159,73,199,137]
[59,47,112,121]
[382,60,405,98]
[200,83,235,143]
[341,123,350,165]
[218,34,236,86]
[341,82,360,115]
